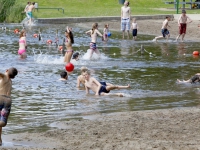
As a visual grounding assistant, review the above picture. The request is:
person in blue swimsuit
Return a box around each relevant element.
[83,71,130,97]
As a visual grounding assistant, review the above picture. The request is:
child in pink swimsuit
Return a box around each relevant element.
[18,30,27,59]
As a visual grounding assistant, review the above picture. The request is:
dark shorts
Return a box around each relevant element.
[99,82,110,95]
[132,29,137,36]
[0,95,12,125]
[162,29,170,38]
[179,23,187,34]
[90,42,96,50]
[190,75,200,83]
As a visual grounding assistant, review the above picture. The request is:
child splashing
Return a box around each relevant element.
[85,23,103,60]
[64,27,74,63]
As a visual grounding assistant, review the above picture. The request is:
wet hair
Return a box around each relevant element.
[72,52,79,59]
[182,9,186,13]
[65,30,74,44]
[80,66,88,73]
[84,70,90,75]
[60,71,68,78]
[8,67,18,79]
[19,30,26,38]
[92,23,98,34]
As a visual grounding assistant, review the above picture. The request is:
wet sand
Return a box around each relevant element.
[2,19,200,150]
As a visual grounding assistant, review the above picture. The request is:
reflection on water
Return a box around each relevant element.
[0,24,200,134]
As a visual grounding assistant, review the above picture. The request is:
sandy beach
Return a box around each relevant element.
[2,18,200,150]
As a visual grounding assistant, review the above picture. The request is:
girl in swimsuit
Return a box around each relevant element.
[18,30,27,59]
[103,24,109,42]
[85,23,103,60]
[64,26,74,63]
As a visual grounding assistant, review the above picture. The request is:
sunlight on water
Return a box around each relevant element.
[0,23,200,134]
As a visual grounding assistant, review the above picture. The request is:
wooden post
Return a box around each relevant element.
[176,0,179,14]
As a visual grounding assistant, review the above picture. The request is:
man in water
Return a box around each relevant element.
[83,70,130,97]
[0,67,18,145]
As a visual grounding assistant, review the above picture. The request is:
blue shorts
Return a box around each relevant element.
[162,29,170,38]
[132,29,137,36]
[27,11,33,18]
[121,18,130,31]
[99,82,110,95]
[90,42,96,50]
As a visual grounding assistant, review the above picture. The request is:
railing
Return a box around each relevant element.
[35,7,64,14]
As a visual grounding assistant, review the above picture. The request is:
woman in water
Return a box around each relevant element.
[64,26,74,63]
[18,30,27,59]
[85,23,103,60]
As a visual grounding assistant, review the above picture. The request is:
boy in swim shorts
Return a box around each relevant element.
[59,71,68,81]
[177,73,200,84]
[176,9,192,42]
[0,67,18,145]
[83,71,130,97]
[154,16,171,42]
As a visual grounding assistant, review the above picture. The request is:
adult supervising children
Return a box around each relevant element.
[83,71,130,97]
[176,9,192,42]
[0,67,18,145]
[153,16,171,42]
[121,1,131,39]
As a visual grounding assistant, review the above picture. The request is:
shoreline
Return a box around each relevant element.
[2,107,200,149]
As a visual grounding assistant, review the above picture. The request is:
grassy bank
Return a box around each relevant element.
[9,0,200,20]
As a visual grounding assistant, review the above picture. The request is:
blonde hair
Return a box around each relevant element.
[80,66,88,73]
[132,18,136,22]
[92,23,98,34]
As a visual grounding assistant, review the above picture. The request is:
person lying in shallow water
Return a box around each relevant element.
[83,70,130,97]
[177,73,200,84]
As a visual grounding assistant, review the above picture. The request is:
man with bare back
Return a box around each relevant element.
[0,67,18,145]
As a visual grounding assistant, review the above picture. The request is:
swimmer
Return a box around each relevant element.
[85,23,103,60]
[77,66,88,88]
[59,71,68,81]
[177,73,200,84]
[0,67,18,145]
[64,26,74,63]
[18,30,27,59]
[83,70,130,97]
[72,52,80,61]
[153,16,171,42]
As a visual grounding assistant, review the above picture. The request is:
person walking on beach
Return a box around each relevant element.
[0,67,18,145]
[176,9,192,42]
[121,0,131,39]
[131,18,138,41]
[27,2,35,25]
[18,30,27,59]
[83,70,130,97]
[24,1,31,20]
[64,26,74,63]
[153,16,171,42]
[85,23,103,60]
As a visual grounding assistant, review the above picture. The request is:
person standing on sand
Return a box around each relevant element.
[0,67,18,145]
[153,16,171,42]
[176,9,192,42]
[121,0,131,39]
[27,2,35,25]
[83,70,130,97]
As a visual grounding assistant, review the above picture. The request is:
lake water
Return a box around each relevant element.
[0,24,200,134]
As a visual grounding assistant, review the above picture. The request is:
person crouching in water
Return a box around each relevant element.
[18,30,27,59]
[85,23,103,60]
[83,70,130,97]
[64,26,74,63]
